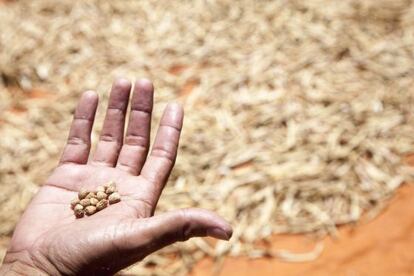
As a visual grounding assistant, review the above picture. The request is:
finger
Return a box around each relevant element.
[59,91,98,165]
[92,78,132,166]
[140,103,183,205]
[96,209,232,273]
[124,209,232,259]
[80,209,232,274]
[116,79,154,174]
[135,208,233,245]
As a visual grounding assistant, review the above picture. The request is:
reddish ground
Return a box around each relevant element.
[192,183,414,276]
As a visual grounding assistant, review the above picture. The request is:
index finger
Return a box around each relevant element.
[59,91,98,165]
[140,103,183,206]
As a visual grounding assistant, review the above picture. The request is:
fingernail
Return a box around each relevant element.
[207,227,231,240]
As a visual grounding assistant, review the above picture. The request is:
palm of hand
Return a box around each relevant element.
[3,79,232,275]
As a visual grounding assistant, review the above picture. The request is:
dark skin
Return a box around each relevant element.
[0,79,232,275]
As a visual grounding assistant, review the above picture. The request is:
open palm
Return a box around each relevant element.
[2,79,232,275]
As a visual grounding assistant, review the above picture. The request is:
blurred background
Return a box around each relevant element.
[1,0,414,275]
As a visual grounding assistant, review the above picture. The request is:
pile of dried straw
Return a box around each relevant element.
[1,0,414,274]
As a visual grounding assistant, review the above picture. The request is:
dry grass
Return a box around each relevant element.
[1,0,414,274]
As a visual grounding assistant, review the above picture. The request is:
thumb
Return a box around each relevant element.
[140,208,233,245]
[78,208,233,274]
[115,208,232,264]
[64,209,232,275]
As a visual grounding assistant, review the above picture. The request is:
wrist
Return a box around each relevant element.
[1,250,54,276]
[0,261,47,276]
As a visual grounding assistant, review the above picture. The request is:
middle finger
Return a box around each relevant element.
[92,78,131,166]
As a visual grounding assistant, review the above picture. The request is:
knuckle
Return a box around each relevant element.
[125,134,148,148]
[100,134,118,142]
[67,136,87,146]
[151,146,176,162]
[107,106,125,115]
[132,105,152,115]
[177,209,192,242]
[160,123,182,132]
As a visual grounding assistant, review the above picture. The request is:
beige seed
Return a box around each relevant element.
[74,204,84,211]
[108,192,121,204]
[104,181,114,188]
[85,192,96,199]
[79,198,91,207]
[74,208,84,218]
[96,191,108,200]
[96,186,105,193]
[78,188,89,200]
[85,205,97,216]
[105,186,117,194]
[70,198,80,209]
[96,199,108,211]
[90,198,99,206]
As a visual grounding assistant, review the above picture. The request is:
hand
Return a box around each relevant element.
[0,79,232,275]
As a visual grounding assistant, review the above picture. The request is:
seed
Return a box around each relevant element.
[108,192,121,204]
[74,204,84,211]
[70,198,80,209]
[85,205,97,216]
[90,198,99,205]
[78,188,89,200]
[96,199,108,211]
[85,192,96,199]
[79,198,91,207]
[96,191,108,200]
[104,181,114,189]
[105,186,117,194]
[74,208,84,218]
[96,186,105,193]
[73,181,120,218]
[105,183,117,194]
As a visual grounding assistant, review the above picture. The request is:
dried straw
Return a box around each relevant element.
[1,0,414,274]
